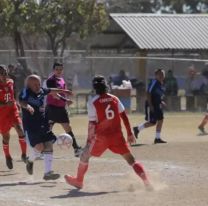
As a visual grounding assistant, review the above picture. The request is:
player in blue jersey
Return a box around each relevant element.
[133,69,167,144]
[19,74,71,180]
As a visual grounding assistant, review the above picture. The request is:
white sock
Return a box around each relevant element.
[155,131,161,139]
[138,123,145,131]
[28,147,40,162]
[44,152,53,174]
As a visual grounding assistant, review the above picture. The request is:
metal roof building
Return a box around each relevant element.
[110,14,208,50]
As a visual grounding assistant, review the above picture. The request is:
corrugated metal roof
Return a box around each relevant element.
[110,14,208,50]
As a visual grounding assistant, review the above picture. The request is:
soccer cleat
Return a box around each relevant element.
[26,160,33,175]
[6,156,13,169]
[43,171,60,181]
[133,127,139,139]
[154,138,167,144]
[74,147,83,157]
[64,175,83,189]
[21,154,27,163]
[144,180,154,191]
[198,126,207,134]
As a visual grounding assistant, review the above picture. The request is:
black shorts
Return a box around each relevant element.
[25,130,57,147]
[145,105,164,124]
[46,105,69,123]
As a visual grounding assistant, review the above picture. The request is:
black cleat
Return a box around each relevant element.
[154,138,167,144]
[21,154,27,163]
[198,126,207,134]
[43,171,60,181]
[133,127,139,139]
[6,156,13,169]
[26,160,33,175]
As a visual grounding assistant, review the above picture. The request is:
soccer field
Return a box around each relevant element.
[0,113,208,206]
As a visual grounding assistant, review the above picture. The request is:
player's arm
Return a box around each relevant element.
[146,92,154,111]
[117,98,135,144]
[19,89,34,115]
[86,100,97,143]
[48,88,72,96]
[146,81,155,111]
[87,121,96,143]
[120,111,135,144]
[48,88,73,104]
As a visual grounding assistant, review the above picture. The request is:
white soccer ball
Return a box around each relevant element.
[56,133,73,148]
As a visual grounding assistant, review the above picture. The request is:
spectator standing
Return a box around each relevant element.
[185,66,204,96]
[164,70,178,96]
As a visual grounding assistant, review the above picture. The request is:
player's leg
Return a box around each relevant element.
[2,132,13,169]
[65,136,107,189]
[122,152,151,187]
[198,113,208,134]
[13,123,27,162]
[60,122,82,157]
[154,110,166,144]
[65,145,91,189]
[42,141,60,180]
[133,105,156,138]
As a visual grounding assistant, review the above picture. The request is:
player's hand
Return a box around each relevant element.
[64,90,73,95]
[161,101,166,107]
[26,105,35,115]
[127,134,136,144]
[66,99,73,106]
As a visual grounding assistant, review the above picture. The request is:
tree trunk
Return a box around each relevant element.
[14,30,28,71]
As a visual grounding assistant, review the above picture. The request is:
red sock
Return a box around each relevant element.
[3,142,11,157]
[19,136,27,155]
[132,162,149,183]
[76,161,89,182]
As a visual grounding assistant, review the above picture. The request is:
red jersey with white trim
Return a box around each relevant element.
[0,79,20,134]
[87,93,125,136]
[0,79,15,105]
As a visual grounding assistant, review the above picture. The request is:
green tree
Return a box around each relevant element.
[0,0,39,70]
[37,0,109,60]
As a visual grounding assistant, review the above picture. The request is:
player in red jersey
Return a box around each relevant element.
[0,65,27,169]
[65,76,151,189]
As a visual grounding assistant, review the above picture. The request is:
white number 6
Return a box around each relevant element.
[105,104,115,120]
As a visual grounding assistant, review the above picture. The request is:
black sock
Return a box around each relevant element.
[67,131,79,149]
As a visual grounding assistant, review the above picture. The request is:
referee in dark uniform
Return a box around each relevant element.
[133,69,167,144]
[46,62,82,157]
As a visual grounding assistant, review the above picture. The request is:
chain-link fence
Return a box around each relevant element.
[1,50,208,113]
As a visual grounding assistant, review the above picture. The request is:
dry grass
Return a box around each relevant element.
[0,112,208,206]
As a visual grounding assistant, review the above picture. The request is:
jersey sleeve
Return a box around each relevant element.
[46,78,56,88]
[147,79,157,94]
[42,87,51,95]
[19,88,29,102]
[117,98,125,113]
[87,100,97,121]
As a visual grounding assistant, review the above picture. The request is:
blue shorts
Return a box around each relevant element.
[25,130,57,147]
[145,105,164,124]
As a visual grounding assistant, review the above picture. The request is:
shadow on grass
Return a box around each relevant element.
[0,181,57,187]
[197,133,208,136]
[51,189,119,199]
[0,172,18,177]
[130,143,148,147]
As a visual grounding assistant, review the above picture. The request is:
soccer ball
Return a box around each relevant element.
[56,133,73,148]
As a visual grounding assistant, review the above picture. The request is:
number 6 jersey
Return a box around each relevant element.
[87,93,125,136]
